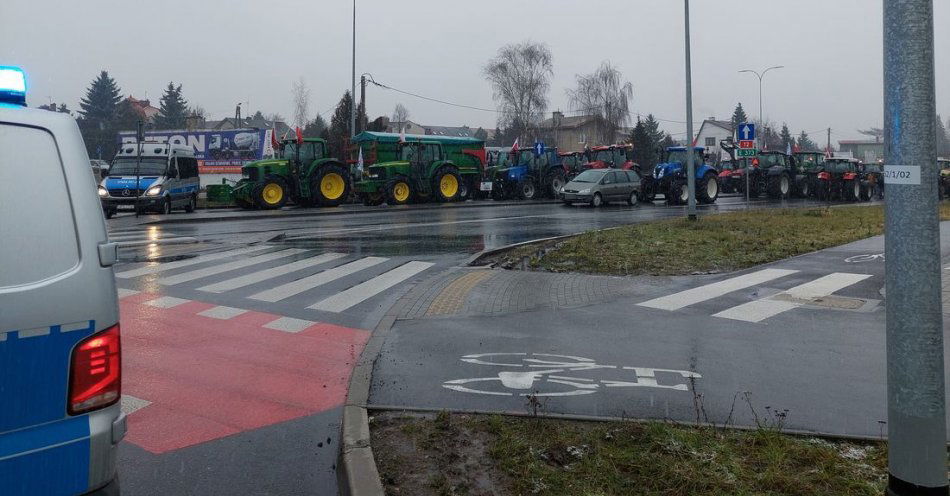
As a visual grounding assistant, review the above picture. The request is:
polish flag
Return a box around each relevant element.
[511,137,519,152]
[270,128,279,150]
[295,126,303,145]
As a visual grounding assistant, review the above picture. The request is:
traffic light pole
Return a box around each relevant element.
[883,1,947,494]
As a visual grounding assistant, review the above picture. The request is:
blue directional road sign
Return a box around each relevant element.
[534,141,544,156]
[738,123,756,142]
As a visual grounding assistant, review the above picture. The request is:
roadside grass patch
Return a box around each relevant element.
[495,204,950,276]
[371,412,888,496]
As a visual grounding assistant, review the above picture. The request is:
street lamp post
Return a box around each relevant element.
[684,0,697,220]
[738,65,783,203]
[349,0,356,141]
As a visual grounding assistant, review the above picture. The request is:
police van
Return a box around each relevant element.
[0,67,125,495]
[98,142,199,218]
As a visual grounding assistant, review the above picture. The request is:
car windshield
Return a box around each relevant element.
[594,150,613,162]
[109,157,168,176]
[571,170,606,183]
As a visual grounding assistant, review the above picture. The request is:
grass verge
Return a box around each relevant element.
[371,412,887,496]
[491,204,950,276]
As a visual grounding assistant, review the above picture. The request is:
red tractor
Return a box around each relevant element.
[559,151,587,179]
[815,157,865,201]
[582,145,637,171]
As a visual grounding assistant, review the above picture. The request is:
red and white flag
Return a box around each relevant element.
[270,128,279,150]
[399,126,406,143]
[511,137,519,152]
[295,126,303,145]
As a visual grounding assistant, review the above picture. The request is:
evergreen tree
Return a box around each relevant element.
[730,103,748,133]
[642,114,665,145]
[797,130,819,151]
[492,127,502,146]
[78,71,121,125]
[113,99,143,133]
[779,123,794,150]
[327,91,367,158]
[629,118,658,169]
[153,82,189,130]
[474,127,488,141]
[303,114,328,138]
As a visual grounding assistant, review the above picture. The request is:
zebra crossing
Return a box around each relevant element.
[109,227,197,247]
[115,246,435,314]
[637,268,874,323]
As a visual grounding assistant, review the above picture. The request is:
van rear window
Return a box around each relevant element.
[0,124,79,289]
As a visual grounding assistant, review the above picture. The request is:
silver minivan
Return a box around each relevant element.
[98,142,200,218]
[0,66,125,496]
[560,169,641,207]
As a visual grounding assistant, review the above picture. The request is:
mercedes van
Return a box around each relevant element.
[0,66,125,495]
[99,142,199,218]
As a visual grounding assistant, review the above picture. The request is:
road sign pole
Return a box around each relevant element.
[684,0,697,220]
[883,1,947,494]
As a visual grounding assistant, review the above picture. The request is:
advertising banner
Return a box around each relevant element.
[117,128,273,173]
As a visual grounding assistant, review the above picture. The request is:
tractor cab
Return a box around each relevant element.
[584,145,635,170]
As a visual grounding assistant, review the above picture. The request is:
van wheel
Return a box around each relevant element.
[104,209,115,219]
[159,197,171,215]
[185,194,196,213]
[627,190,639,206]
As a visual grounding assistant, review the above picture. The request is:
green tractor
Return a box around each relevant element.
[233,137,350,209]
[356,137,485,205]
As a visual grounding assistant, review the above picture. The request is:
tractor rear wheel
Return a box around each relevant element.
[697,172,719,204]
[254,177,288,209]
[767,173,790,199]
[386,177,413,205]
[433,167,462,202]
[669,179,689,205]
[313,165,351,207]
[518,178,538,200]
[846,179,861,201]
[545,170,566,198]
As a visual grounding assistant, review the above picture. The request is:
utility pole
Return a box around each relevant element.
[683,0,697,220]
[883,1,947,495]
[360,75,367,135]
[349,0,356,140]
[827,127,832,155]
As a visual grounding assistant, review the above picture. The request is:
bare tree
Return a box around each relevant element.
[291,77,311,128]
[858,127,885,142]
[391,103,410,130]
[484,41,553,142]
[567,61,633,145]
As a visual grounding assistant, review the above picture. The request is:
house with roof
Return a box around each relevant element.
[838,139,884,163]
[694,118,734,157]
[125,96,160,123]
[537,111,599,152]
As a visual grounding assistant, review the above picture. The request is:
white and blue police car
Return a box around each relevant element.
[0,66,125,495]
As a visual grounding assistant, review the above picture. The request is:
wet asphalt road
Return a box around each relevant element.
[106,194,863,495]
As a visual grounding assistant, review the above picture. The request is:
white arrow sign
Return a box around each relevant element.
[742,125,752,140]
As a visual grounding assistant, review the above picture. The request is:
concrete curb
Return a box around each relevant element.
[143,199,561,226]
[465,226,625,267]
[337,269,458,496]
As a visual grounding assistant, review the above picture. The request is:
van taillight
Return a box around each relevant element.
[68,324,121,415]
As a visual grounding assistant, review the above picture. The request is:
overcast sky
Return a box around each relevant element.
[2,0,947,142]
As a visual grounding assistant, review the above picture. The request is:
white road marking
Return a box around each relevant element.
[144,296,191,308]
[637,268,799,311]
[263,317,314,333]
[309,261,434,312]
[115,246,272,278]
[121,395,152,415]
[197,306,248,320]
[713,272,873,323]
[197,252,347,293]
[156,249,307,286]
[116,288,140,299]
[249,256,389,303]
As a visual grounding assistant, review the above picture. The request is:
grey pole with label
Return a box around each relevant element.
[883,0,947,494]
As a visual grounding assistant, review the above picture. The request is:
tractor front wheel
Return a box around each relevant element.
[767,173,790,199]
[638,178,656,203]
[386,178,413,205]
[433,167,462,202]
[254,176,289,210]
[518,178,538,200]
[545,171,566,198]
[313,165,351,207]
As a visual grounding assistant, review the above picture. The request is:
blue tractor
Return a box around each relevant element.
[642,146,720,204]
[490,146,566,200]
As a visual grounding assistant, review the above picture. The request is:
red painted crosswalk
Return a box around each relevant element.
[118,292,369,453]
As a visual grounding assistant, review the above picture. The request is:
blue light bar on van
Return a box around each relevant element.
[0,66,27,106]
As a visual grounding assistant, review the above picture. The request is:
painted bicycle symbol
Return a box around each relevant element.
[442,353,701,397]
[845,253,885,263]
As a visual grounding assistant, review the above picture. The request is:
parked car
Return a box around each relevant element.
[0,66,125,496]
[560,168,641,207]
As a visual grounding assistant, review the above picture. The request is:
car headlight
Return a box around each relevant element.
[98,186,108,197]
[657,169,665,178]
[578,188,591,195]
[146,186,162,196]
